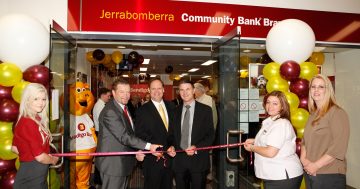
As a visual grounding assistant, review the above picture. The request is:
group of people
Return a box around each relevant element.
[244,74,350,189]
[10,74,350,189]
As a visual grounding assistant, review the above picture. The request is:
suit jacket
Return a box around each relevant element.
[95,99,147,177]
[171,101,215,172]
[135,100,175,168]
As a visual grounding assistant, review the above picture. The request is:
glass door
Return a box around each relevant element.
[48,21,77,189]
[212,26,246,189]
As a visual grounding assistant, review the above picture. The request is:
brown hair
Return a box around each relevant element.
[112,78,129,91]
[263,90,291,121]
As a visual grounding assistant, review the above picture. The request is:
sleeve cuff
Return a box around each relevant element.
[145,143,151,150]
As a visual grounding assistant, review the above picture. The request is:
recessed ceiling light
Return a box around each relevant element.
[122,75,129,77]
[142,59,150,65]
[183,47,191,51]
[150,74,157,77]
[140,67,147,72]
[201,60,217,66]
[117,46,126,49]
[243,49,251,53]
[188,68,199,72]
[201,75,211,78]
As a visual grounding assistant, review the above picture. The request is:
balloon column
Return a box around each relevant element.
[264,19,321,179]
[0,14,52,188]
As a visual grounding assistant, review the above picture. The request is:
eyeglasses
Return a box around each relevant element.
[310,85,326,90]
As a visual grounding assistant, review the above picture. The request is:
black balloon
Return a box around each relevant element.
[290,78,309,98]
[0,159,16,175]
[93,49,105,61]
[23,65,50,86]
[165,65,173,73]
[0,85,13,99]
[0,98,19,122]
[259,53,273,64]
[138,55,144,64]
[128,51,139,64]
[280,60,300,81]
[0,170,16,189]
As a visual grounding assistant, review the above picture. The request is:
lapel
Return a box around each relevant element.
[111,99,134,132]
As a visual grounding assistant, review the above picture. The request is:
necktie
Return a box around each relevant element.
[123,106,132,127]
[158,104,168,130]
[180,105,191,150]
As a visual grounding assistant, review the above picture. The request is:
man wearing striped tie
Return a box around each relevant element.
[135,78,176,189]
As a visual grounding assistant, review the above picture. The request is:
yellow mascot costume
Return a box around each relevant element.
[68,82,97,189]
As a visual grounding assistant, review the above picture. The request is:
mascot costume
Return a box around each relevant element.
[68,81,97,189]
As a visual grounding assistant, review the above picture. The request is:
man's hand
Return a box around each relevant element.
[150,144,163,157]
[185,145,196,156]
[167,146,176,157]
[136,150,145,161]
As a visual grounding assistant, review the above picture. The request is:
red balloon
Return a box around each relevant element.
[295,138,301,157]
[298,96,309,111]
[280,60,300,81]
[23,65,50,86]
[0,98,19,122]
[0,85,13,99]
[0,158,16,175]
[0,170,16,189]
[290,78,309,98]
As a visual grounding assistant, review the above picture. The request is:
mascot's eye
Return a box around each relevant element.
[76,88,81,93]
[82,88,86,92]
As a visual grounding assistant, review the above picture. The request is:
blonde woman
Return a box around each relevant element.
[11,83,58,189]
[301,74,350,189]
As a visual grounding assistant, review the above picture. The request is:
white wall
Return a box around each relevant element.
[335,49,360,188]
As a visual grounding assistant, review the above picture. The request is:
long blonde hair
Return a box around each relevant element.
[308,74,339,126]
[16,83,52,144]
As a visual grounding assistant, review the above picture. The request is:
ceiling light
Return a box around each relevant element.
[150,74,157,77]
[122,75,129,77]
[201,60,217,66]
[117,46,126,49]
[183,47,191,51]
[201,75,210,78]
[140,67,147,72]
[243,49,251,53]
[188,68,199,72]
[180,73,188,77]
[142,59,150,65]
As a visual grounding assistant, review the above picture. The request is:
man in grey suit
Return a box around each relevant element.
[95,79,161,189]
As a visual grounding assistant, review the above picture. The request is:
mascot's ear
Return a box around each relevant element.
[84,83,90,89]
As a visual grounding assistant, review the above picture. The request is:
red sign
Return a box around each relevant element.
[131,84,173,101]
[68,0,360,43]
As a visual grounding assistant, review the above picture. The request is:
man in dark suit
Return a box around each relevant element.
[135,78,175,189]
[95,79,161,189]
[170,79,215,189]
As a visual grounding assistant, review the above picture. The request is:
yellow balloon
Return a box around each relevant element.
[297,128,305,138]
[299,62,318,81]
[266,77,289,93]
[169,74,175,81]
[112,51,123,64]
[0,62,23,87]
[284,92,300,112]
[86,51,95,62]
[174,75,181,81]
[15,156,20,170]
[11,80,31,103]
[310,52,325,65]
[291,108,310,130]
[262,62,281,80]
[0,137,18,160]
[240,55,251,68]
[103,54,112,65]
[240,70,249,78]
[47,168,61,189]
[300,177,306,189]
[0,121,13,140]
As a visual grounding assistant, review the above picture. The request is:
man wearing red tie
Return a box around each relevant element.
[95,79,161,189]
